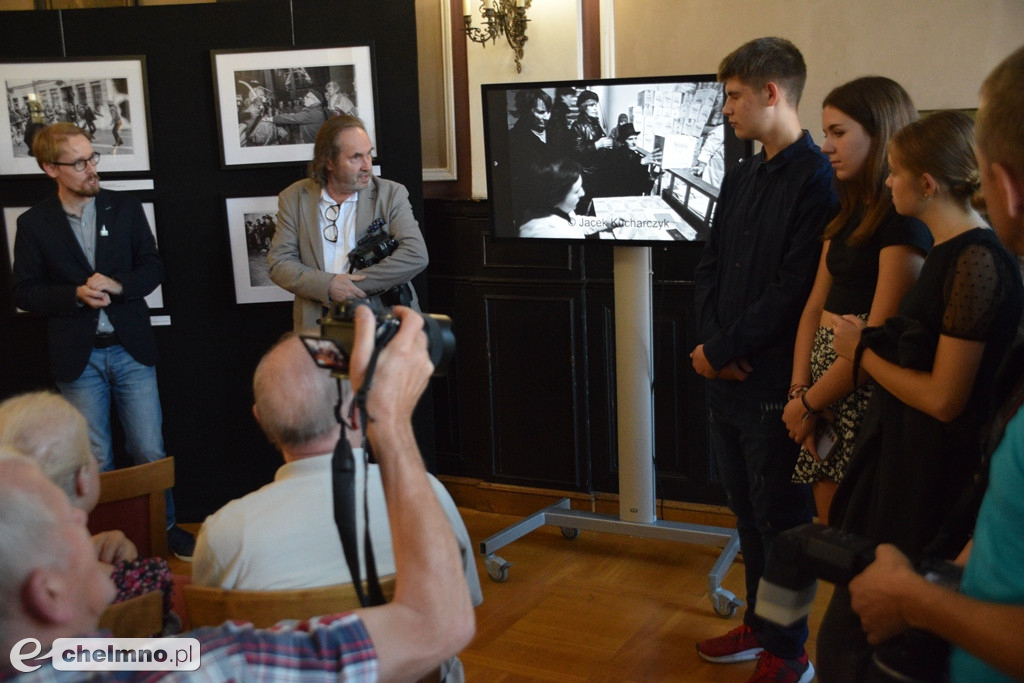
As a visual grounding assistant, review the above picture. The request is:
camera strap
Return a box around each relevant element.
[331,377,386,608]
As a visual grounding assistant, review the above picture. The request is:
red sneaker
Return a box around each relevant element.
[696,623,764,663]
[748,650,815,683]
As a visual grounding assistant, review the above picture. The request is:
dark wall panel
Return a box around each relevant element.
[485,289,587,489]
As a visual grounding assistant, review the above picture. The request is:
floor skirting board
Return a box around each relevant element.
[437,476,737,530]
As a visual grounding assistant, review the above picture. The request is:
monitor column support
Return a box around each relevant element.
[614,246,656,523]
[479,246,743,618]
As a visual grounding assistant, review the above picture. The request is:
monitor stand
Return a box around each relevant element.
[479,245,742,617]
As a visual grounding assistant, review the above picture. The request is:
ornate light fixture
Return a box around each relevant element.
[463,0,532,73]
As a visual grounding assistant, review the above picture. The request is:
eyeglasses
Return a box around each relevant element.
[323,203,340,243]
[51,152,101,172]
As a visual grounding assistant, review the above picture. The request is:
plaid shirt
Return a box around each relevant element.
[1,613,377,682]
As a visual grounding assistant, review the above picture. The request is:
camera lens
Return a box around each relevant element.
[422,314,455,376]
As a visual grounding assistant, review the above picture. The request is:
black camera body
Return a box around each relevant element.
[756,523,962,683]
[347,218,415,307]
[755,523,877,627]
[756,523,963,627]
[303,299,455,379]
[348,218,398,270]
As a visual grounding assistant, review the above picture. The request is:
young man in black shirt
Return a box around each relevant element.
[691,37,837,683]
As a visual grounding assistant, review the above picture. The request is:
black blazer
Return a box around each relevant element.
[12,189,163,382]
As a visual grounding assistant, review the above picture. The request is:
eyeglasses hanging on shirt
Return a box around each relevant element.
[323,203,341,243]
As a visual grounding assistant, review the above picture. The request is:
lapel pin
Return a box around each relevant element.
[100,225,109,237]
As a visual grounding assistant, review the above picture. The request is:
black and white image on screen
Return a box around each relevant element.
[484,77,731,242]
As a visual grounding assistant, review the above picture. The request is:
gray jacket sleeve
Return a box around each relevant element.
[268,181,336,308]
[353,180,429,297]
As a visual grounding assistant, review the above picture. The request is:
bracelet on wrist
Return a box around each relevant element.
[788,384,809,401]
[800,391,821,420]
[852,338,867,387]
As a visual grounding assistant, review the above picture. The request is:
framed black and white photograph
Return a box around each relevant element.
[3,203,163,311]
[212,44,377,168]
[0,57,151,176]
[224,195,292,304]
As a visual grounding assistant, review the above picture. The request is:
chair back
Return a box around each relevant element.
[98,590,164,638]
[89,457,174,558]
[183,576,397,629]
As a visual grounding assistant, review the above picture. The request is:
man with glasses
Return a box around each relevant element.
[269,114,428,330]
[11,122,195,560]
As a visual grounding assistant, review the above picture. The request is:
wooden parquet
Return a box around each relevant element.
[457,508,832,682]
[172,507,833,681]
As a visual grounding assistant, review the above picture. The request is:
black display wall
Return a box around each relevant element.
[0,0,427,521]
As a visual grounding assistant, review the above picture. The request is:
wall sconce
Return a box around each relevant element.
[463,0,532,73]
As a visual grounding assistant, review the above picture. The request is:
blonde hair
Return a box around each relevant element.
[890,111,981,207]
[0,391,93,499]
[31,122,88,171]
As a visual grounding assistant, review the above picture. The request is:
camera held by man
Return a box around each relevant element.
[756,523,963,682]
[301,299,455,379]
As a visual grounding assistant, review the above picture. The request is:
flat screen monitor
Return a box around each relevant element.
[483,74,751,244]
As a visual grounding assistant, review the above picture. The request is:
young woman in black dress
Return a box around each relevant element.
[782,77,931,524]
[817,110,1024,682]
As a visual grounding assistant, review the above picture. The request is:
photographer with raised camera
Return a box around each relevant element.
[269,115,428,331]
[193,307,477,679]
[844,46,1024,683]
[0,304,475,680]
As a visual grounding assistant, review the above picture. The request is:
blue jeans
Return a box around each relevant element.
[706,381,812,659]
[57,345,175,527]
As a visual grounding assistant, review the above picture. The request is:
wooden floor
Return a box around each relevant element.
[457,508,832,682]
[173,507,833,681]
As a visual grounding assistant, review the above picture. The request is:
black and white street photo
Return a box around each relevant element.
[0,57,150,176]
[242,210,277,286]
[212,45,376,168]
[224,196,292,304]
[6,77,135,157]
[234,64,358,148]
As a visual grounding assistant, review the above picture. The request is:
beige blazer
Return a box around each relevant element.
[268,176,428,330]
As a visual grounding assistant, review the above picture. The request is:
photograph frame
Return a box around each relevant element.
[224,195,293,305]
[212,44,378,169]
[0,56,152,177]
[4,202,163,312]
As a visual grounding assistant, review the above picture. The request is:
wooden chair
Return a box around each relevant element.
[88,457,175,558]
[183,576,397,629]
[98,589,164,638]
